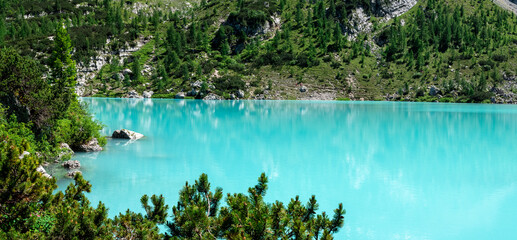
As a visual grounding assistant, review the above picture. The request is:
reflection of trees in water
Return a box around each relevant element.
[83,98,517,199]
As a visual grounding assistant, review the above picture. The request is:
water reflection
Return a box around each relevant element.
[72,98,517,240]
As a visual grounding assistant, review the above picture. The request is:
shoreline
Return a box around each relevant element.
[80,96,517,104]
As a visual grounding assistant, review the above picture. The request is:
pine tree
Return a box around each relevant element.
[221,38,230,56]
[50,23,77,118]
[0,18,5,47]
[131,56,141,84]
[165,48,180,74]
[141,194,169,224]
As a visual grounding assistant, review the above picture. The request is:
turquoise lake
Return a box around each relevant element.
[57,98,517,239]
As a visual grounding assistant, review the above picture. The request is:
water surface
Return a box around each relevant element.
[57,98,517,240]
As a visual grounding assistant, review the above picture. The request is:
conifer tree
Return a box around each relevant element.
[0,18,5,47]
[141,194,169,224]
[50,23,77,118]
[221,38,231,56]
[131,56,141,84]
[0,122,56,232]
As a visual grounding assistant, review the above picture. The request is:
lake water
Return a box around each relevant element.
[57,98,517,240]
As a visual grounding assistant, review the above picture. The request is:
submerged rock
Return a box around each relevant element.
[77,138,103,152]
[66,170,82,178]
[62,160,81,169]
[112,129,144,140]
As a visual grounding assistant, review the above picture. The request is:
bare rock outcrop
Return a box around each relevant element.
[372,0,418,20]
[112,129,144,140]
[62,160,81,169]
[77,138,103,152]
[36,165,52,179]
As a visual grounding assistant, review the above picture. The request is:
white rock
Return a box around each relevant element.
[112,129,144,140]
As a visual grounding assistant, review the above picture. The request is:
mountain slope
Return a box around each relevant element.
[2,0,517,103]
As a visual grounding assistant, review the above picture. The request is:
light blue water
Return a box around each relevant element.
[57,98,517,240]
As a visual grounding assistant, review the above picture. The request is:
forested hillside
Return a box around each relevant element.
[2,0,517,103]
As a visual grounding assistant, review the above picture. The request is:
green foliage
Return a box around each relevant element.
[112,209,162,239]
[166,173,345,239]
[141,194,169,224]
[0,48,53,130]
[0,110,56,233]
[50,23,77,118]
[53,101,106,149]
[214,75,245,92]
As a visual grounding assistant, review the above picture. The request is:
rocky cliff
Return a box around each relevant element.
[372,0,419,19]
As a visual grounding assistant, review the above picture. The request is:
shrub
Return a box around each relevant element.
[53,101,105,149]
[214,75,245,92]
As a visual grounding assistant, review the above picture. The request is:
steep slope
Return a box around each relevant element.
[493,0,517,14]
[2,0,517,103]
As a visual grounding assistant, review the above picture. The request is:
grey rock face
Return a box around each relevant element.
[112,129,144,140]
[236,90,245,98]
[62,160,81,169]
[77,138,103,152]
[191,80,203,88]
[372,0,418,19]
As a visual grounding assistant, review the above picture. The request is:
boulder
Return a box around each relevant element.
[77,138,103,152]
[66,170,82,178]
[175,92,185,99]
[62,160,81,169]
[143,90,154,98]
[122,68,133,75]
[18,151,30,159]
[191,80,202,88]
[236,89,245,98]
[203,93,223,100]
[230,94,236,100]
[112,129,144,140]
[187,89,198,97]
[429,86,440,96]
[128,90,142,98]
[300,85,308,93]
[36,165,52,179]
[56,143,74,161]
[112,73,125,81]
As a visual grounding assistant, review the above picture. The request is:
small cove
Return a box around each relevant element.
[57,98,517,240]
